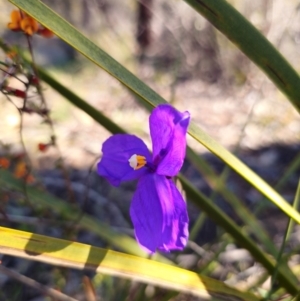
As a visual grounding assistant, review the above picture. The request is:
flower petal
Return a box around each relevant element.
[130,173,189,253]
[157,178,189,251]
[149,104,190,176]
[97,134,151,186]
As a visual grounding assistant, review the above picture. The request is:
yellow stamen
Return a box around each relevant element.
[129,154,147,170]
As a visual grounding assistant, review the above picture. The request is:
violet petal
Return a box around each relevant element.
[130,173,189,253]
[157,178,189,251]
[97,134,151,186]
[149,104,190,176]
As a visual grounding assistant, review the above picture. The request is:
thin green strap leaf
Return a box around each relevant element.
[186,147,277,256]
[184,0,300,113]
[287,179,300,240]
[10,0,300,226]
[34,70,298,295]
[277,154,300,191]
[0,227,260,301]
[265,179,300,300]
[188,122,300,225]
[37,69,125,135]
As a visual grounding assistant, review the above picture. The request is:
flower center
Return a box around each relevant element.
[128,154,147,170]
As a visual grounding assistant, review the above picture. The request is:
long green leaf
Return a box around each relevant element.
[37,69,125,135]
[183,0,300,113]
[186,147,277,255]
[0,226,260,301]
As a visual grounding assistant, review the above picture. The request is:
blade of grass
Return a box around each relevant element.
[254,152,300,216]
[266,179,300,300]
[8,0,300,226]
[0,226,261,301]
[189,212,207,241]
[276,154,300,191]
[36,69,125,135]
[183,0,300,113]
[285,179,300,242]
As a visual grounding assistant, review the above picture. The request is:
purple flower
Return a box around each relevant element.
[97,104,190,253]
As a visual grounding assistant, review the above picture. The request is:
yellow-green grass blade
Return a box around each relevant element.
[183,0,300,113]
[0,169,170,264]
[9,0,300,226]
[266,179,300,300]
[0,226,260,301]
